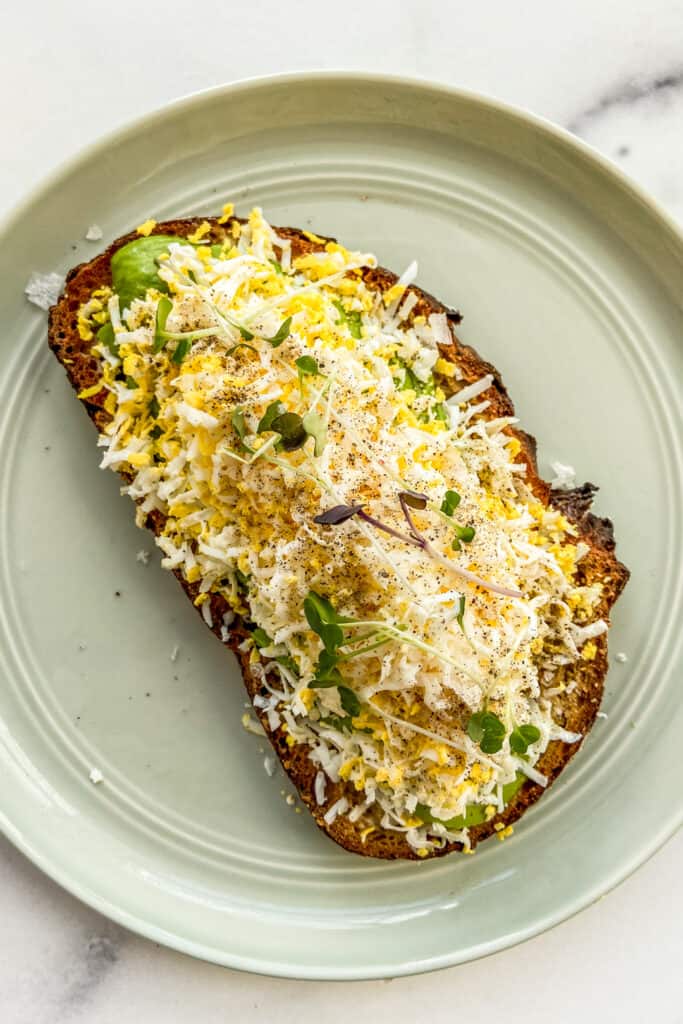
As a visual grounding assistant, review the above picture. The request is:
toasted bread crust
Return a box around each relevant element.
[48,217,629,859]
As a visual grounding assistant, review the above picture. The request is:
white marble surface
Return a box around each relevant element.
[1,1,682,1020]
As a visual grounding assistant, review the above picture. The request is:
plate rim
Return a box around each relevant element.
[3,69,683,249]
[1,70,682,980]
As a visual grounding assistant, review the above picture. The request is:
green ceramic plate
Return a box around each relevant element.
[0,73,681,979]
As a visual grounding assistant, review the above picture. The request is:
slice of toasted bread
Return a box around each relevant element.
[48,216,629,859]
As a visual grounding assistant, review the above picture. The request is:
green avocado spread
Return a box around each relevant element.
[110,235,185,312]
[416,772,525,830]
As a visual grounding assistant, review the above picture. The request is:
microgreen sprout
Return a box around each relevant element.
[338,686,361,717]
[231,407,254,453]
[451,524,476,551]
[313,494,520,599]
[257,400,286,434]
[262,454,332,493]
[309,649,345,687]
[264,316,292,348]
[400,490,429,510]
[171,338,192,364]
[97,321,118,357]
[467,711,506,754]
[235,402,325,460]
[251,627,272,649]
[234,568,250,592]
[303,590,481,690]
[467,711,540,756]
[440,490,461,516]
[332,299,363,339]
[172,267,257,349]
[318,714,356,734]
[295,354,319,383]
[393,360,436,396]
[509,724,541,755]
[153,296,172,352]
[313,503,417,547]
[235,323,255,341]
[301,411,327,456]
[303,594,370,728]
[275,654,299,677]
[398,490,428,543]
[314,492,427,553]
[303,591,348,654]
[437,488,475,548]
[313,504,365,525]
[225,341,258,357]
[252,398,328,458]
[270,412,308,452]
[153,295,218,355]
[455,595,466,632]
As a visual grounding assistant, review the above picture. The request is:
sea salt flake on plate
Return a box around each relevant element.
[25,271,65,310]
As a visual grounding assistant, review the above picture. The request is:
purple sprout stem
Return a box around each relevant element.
[398,492,426,544]
[344,502,522,600]
[356,510,426,549]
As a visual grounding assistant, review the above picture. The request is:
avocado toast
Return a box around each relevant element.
[48,208,629,859]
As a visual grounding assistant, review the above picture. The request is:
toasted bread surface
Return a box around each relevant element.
[48,217,629,859]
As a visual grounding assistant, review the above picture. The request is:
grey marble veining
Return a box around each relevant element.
[58,934,123,1018]
[566,65,683,221]
[1,839,127,1024]
[2,830,682,1024]
[567,64,683,133]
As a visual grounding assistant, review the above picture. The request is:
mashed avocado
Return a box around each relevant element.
[111,235,185,311]
[416,772,525,829]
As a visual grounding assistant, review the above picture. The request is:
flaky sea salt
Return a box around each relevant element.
[25,271,65,310]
